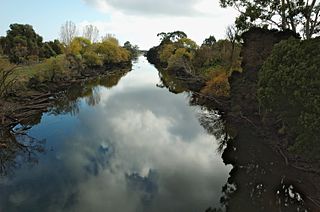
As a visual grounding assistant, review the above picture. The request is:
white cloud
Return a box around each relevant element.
[83,0,201,16]
[79,0,238,49]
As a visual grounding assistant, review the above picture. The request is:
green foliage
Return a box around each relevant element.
[96,37,130,64]
[258,38,320,159]
[158,36,197,72]
[43,58,66,82]
[177,38,198,51]
[0,63,16,98]
[3,24,43,63]
[159,44,176,63]
[202,35,217,47]
[157,31,187,44]
[193,46,217,68]
[67,37,91,56]
[45,40,63,55]
[123,41,140,59]
[83,51,102,67]
[0,36,6,55]
[194,39,241,77]
[40,43,57,59]
[154,32,241,98]
[220,0,320,38]
[64,35,130,67]
[1,24,64,64]
[15,55,70,84]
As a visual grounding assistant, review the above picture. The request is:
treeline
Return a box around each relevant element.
[217,0,320,160]
[0,24,63,64]
[148,0,320,164]
[0,22,139,66]
[147,30,241,97]
[0,22,139,97]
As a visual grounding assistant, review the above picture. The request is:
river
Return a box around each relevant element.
[0,56,231,212]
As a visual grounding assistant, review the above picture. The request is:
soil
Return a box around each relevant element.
[0,62,132,133]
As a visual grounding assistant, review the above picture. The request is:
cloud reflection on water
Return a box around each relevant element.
[0,57,230,212]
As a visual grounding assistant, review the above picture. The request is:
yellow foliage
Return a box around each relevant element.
[96,40,129,64]
[67,37,91,55]
[159,44,175,63]
[177,38,198,50]
[174,48,193,60]
[201,71,230,97]
[102,36,119,45]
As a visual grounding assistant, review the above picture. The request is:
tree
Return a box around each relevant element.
[68,37,91,55]
[226,25,241,71]
[60,21,77,45]
[83,24,99,43]
[123,41,139,59]
[46,39,63,55]
[0,36,5,55]
[157,31,188,44]
[258,37,320,158]
[96,37,130,64]
[3,24,44,63]
[202,35,217,47]
[220,0,320,39]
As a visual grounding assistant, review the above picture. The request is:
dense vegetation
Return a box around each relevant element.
[0,24,63,64]
[0,22,138,96]
[148,31,241,97]
[258,37,320,159]
[220,0,320,39]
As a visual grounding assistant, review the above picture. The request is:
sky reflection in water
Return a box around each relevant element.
[0,57,230,212]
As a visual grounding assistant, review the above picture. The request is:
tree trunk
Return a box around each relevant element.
[281,0,288,30]
[305,0,317,39]
[285,0,297,33]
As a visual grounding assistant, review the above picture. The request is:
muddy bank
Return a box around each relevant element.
[217,28,319,210]
[0,62,132,132]
[151,28,320,210]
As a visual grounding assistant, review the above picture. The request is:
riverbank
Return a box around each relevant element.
[0,58,132,132]
[147,28,320,210]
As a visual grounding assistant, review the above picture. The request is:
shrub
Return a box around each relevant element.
[201,71,230,97]
[96,39,130,64]
[83,51,102,67]
[258,37,320,159]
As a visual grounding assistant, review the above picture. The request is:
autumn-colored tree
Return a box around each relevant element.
[96,36,130,64]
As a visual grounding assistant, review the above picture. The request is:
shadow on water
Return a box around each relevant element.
[0,57,230,212]
[158,66,320,211]
[0,68,130,176]
[0,130,45,177]
[50,68,130,116]
[1,56,318,211]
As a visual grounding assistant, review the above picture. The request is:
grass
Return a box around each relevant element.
[0,55,74,92]
[13,54,68,83]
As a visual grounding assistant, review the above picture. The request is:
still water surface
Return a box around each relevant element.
[0,57,230,212]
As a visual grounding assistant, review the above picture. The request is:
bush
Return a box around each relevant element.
[0,67,16,98]
[83,51,102,67]
[201,71,230,97]
[96,38,130,64]
[258,37,320,159]
[30,56,70,82]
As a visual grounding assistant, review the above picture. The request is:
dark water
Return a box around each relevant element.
[0,57,231,212]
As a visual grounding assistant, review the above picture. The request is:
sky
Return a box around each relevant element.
[0,0,238,49]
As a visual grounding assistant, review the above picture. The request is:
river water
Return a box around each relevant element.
[0,57,231,212]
